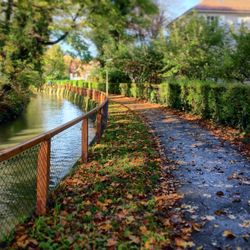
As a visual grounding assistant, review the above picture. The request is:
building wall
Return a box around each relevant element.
[199,12,250,30]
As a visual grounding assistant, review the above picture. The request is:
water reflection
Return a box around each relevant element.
[0,95,88,150]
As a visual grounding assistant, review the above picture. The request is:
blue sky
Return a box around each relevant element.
[161,0,200,19]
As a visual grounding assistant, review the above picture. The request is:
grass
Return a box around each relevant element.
[5,102,186,249]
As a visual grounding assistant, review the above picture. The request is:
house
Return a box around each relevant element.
[171,0,250,30]
[65,57,100,81]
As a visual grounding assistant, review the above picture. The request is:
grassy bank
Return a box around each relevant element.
[4,102,188,249]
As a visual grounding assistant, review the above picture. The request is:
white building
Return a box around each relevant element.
[172,0,250,30]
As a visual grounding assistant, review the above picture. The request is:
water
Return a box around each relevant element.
[0,94,96,234]
[0,94,94,150]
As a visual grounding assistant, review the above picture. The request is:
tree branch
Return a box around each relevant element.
[42,32,69,45]
[41,5,84,45]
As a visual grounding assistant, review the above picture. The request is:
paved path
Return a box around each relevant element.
[111,96,250,250]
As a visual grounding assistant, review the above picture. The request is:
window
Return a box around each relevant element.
[237,17,244,25]
[207,15,216,22]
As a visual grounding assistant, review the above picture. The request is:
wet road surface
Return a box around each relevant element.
[112,96,250,250]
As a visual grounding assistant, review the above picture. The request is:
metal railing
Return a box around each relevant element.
[0,85,108,235]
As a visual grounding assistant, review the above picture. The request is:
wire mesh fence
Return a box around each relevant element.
[0,144,40,235]
[49,116,96,189]
[0,86,108,239]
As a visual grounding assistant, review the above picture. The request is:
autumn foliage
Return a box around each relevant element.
[5,103,194,249]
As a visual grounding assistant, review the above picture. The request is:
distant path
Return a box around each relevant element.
[111,95,250,249]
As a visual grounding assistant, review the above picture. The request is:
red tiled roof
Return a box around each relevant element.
[194,0,250,12]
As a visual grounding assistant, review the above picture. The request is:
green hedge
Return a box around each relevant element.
[119,83,159,103]
[49,79,250,131]
[159,80,250,131]
[49,80,122,94]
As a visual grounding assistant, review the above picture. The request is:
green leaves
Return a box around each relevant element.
[164,13,225,80]
[43,45,68,81]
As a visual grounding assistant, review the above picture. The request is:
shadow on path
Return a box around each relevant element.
[111,96,250,250]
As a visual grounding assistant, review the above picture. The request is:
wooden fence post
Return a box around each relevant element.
[82,118,88,163]
[96,110,102,143]
[93,89,96,102]
[36,139,51,215]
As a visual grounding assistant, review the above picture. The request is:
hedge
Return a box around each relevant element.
[119,82,159,103]
[49,79,250,132]
[118,80,250,131]
[159,80,250,132]
[49,80,121,94]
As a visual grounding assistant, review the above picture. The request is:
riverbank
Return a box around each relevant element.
[4,102,190,249]
[0,89,29,124]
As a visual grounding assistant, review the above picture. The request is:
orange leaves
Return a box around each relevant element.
[144,237,157,250]
[128,235,140,244]
[96,199,112,210]
[16,235,38,249]
[155,193,183,209]
[223,230,235,239]
[99,221,113,232]
[175,237,194,248]
[139,225,148,234]
[126,193,133,199]
[107,238,117,247]
[7,103,188,249]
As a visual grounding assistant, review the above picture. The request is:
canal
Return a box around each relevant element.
[0,94,96,234]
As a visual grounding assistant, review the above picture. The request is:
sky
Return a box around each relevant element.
[160,0,200,19]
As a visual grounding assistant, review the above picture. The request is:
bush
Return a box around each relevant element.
[109,83,120,94]
[50,79,250,131]
[222,85,250,130]
[49,80,121,94]
[119,83,130,96]
[160,80,250,131]
[0,89,29,123]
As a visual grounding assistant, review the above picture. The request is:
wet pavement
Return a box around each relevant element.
[112,96,250,250]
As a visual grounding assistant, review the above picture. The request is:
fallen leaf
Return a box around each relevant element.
[239,221,250,228]
[223,230,235,239]
[140,225,148,234]
[192,223,202,232]
[216,191,224,197]
[205,215,215,221]
[162,218,171,227]
[128,235,140,244]
[16,235,30,249]
[127,194,133,199]
[107,238,117,247]
[214,210,226,216]
[99,222,112,231]
[175,237,194,248]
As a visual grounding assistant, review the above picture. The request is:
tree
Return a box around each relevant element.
[89,4,165,84]
[109,39,164,84]
[0,0,85,90]
[86,0,159,61]
[0,0,160,89]
[222,26,250,82]
[43,45,68,81]
[163,13,225,80]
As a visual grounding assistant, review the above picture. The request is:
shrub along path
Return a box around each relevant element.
[111,95,250,249]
